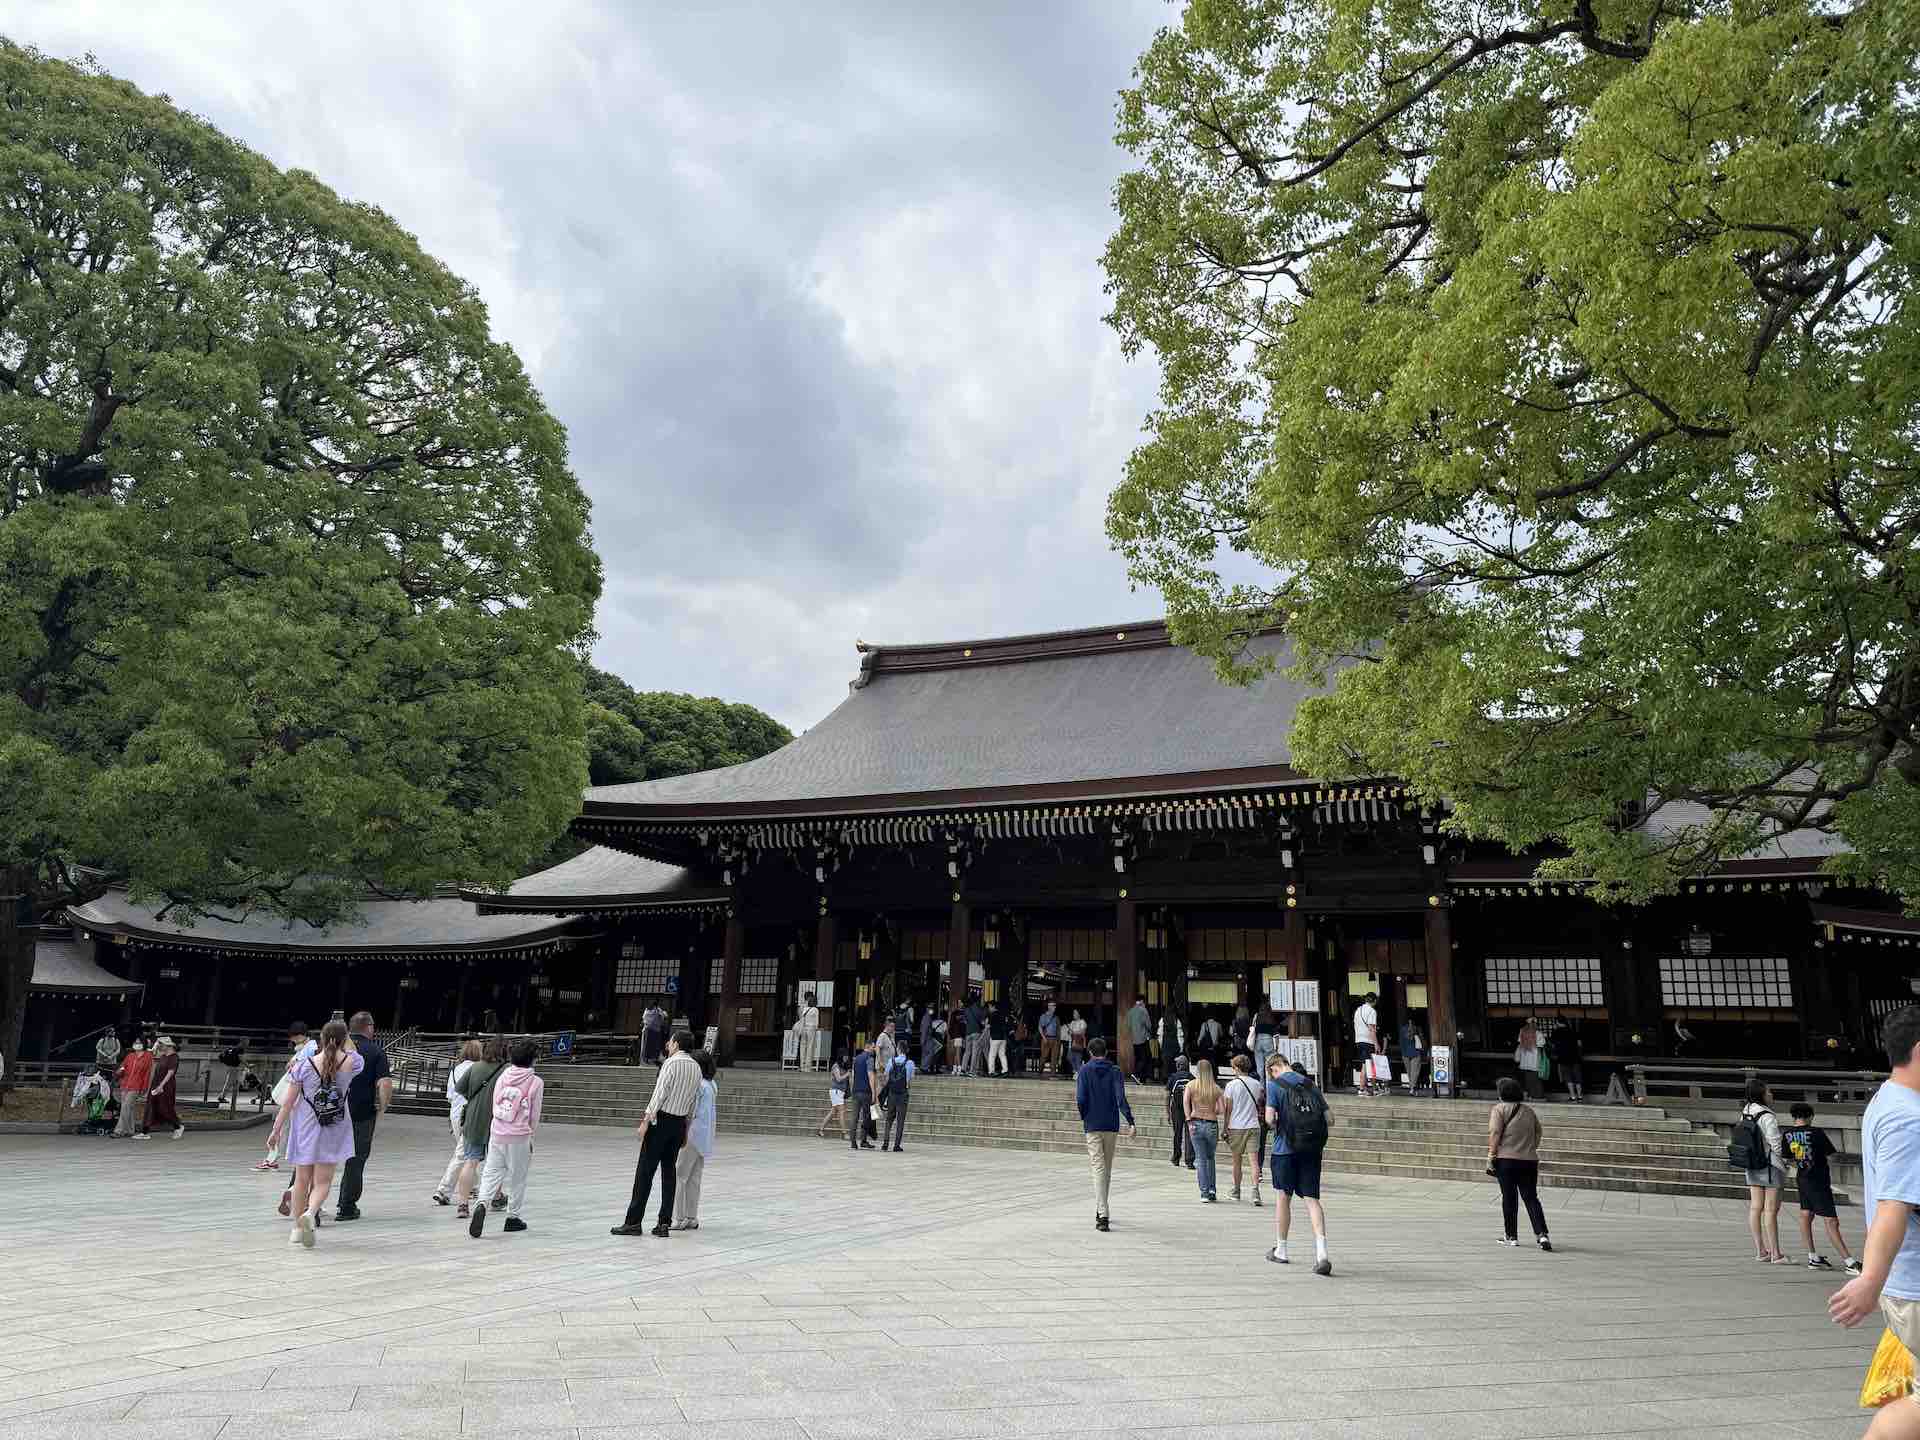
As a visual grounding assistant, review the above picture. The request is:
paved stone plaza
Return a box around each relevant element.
[0,1112,1884,1439]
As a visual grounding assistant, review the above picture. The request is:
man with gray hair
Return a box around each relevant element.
[334,1010,392,1223]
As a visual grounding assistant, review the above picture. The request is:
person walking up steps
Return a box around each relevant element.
[469,1039,543,1238]
[1488,1077,1552,1252]
[1184,1058,1228,1202]
[1267,1060,1333,1275]
[611,1028,702,1238]
[1076,1037,1134,1231]
[819,1052,850,1138]
[672,1051,718,1230]
[1785,1102,1860,1274]
[1167,1053,1194,1169]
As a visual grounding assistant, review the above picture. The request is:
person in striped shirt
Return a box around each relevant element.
[611,1029,702,1238]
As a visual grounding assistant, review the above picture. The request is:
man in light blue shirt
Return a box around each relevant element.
[1832,1005,1920,1394]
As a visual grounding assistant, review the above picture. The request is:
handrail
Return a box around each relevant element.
[1626,1063,1884,1104]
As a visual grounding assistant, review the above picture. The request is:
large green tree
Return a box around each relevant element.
[0,45,601,1068]
[1105,0,1920,899]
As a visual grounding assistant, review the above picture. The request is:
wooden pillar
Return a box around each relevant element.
[1281,914,1307,1040]
[453,963,471,1033]
[674,923,703,1032]
[201,953,224,1027]
[1115,897,1138,1078]
[716,914,744,1064]
[948,902,971,1017]
[1424,902,1456,1053]
[393,969,407,1030]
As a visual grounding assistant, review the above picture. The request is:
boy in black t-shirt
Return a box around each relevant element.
[1782,1102,1860,1274]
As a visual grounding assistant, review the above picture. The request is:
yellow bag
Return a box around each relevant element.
[1861,1327,1914,1409]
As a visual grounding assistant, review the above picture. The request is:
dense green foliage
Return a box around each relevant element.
[581,663,791,787]
[0,45,601,1060]
[1104,0,1920,899]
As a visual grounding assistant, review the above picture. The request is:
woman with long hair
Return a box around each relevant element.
[433,1038,485,1204]
[1182,1058,1230,1202]
[452,1035,510,1219]
[268,1019,363,1248]
[818,1051,850,1138]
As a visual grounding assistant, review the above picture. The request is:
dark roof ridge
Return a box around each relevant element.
[853,617,1283,683]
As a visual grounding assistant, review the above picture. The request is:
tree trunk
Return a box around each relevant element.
[0,864,35,1094]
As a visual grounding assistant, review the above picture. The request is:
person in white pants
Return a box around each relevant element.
[469,1039,543,1237]
[673,1052,717,1230]
[433,1039,482,1204]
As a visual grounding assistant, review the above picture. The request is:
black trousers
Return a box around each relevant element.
[850,1095,873,1149]
[884,1094,908,1149]
[624,1112,688,1226]
[1169,1099,1189,1163]
[1495,1157,1549,1239]
[337,1113,377,1212]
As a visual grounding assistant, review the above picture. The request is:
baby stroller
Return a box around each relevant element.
[73,1069,116,1135]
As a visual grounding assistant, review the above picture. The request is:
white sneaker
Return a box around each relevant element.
[288,1224,303,1247]
[296,1211,316,1248]
[1496,1235,1519,1248]
[171,1127,185,1140]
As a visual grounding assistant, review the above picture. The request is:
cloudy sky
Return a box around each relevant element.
[6,1,1172,730]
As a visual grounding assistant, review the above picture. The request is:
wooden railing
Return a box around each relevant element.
[1626,1063,1884,1105]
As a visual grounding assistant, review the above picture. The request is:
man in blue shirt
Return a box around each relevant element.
[880,1051,915,1152]
[848,1041,877,1151]
[1075,1037,1135,1232]
[335,1010,392,1222]
[1038,1001,1062,1078]
[1832,1006,1920,1371]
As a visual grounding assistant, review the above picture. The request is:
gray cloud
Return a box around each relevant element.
[2,0,1168,730]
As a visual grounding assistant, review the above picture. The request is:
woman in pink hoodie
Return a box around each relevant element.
[469,1038,543,1238]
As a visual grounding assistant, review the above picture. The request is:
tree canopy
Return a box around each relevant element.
[581,663,791,788]
[1104,0,1920,899]
[0,45,601,1061]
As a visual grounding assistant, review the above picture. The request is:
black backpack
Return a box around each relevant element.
[304,1060,347,1128]
[1728,1108,1773,1170]
[1280,1080,1330,1153]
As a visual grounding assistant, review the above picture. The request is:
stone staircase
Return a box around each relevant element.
[396,1064,1751,1198]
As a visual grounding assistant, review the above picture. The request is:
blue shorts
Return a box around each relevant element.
[461,1140,488,1162]
[1271,1150,1323,1199]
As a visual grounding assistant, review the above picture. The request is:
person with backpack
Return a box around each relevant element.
[1166,1053,1194,1169]
[1266,1058,1333,1275]
[433,1039,484,1205]
[641,1003,668,1065]
[880,1048,915,1151]
[1224,1054,1267,1203]
[469,1038,543,1237]
[450,1036,508,1222]
[266,1019,363,1249]
[673,1050,718,1230]
[1783,1101,1860,1274]
[1733,1078,1788,1263]
[1488,1076,1552,1251]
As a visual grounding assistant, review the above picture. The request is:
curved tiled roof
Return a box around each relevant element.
[69,889,576,956]
[31,937,142,995]
[584,621,1317,817]
[461,846,723,913]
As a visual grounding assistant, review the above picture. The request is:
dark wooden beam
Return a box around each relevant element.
[1115,896,1138,1078]
[716,915,744,1064]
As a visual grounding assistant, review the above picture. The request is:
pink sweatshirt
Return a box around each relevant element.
[489,1065,544,1139]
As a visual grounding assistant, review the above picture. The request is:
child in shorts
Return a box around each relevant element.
[1783,1101,1860,1274]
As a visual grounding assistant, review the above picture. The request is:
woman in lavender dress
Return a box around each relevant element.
[267,1019,363,1248]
